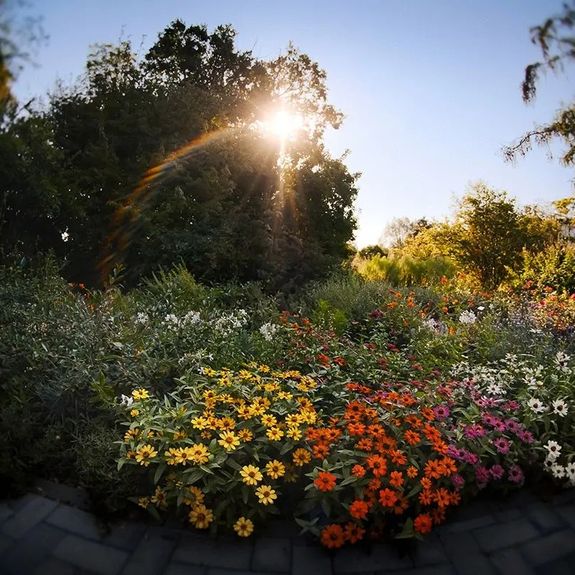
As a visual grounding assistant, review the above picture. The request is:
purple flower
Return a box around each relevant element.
[447,445,464,460]
[464,424,487,439]
[505,419,521,433]
[433,404,451,420]
[517,430,534,444]
[493,420,507,433]
[508,465,524,484]
[463,451,479,465]
[490,464,505,480]
[475,465,490,486]
[451,474,465,489]
[493,437,510,454]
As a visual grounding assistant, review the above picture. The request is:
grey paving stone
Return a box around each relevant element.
[376,565,455,575]
[35,478,91,510]
[121,527,179,575]
[0,503,14,525]
[412,536,448,566]
[490,548,536,575]
[0,532,15,555]
[54,534,129,575]
[492,508,522,523]
[441,514,496,534]
[46,504,103,540]
[264,519,302,539]
[526,503,567,533]
[252,537,292,572]
[173,533,253,569]
[102,521,147,551]
[556,505,575,529]
[207,570,281,575]
[33,557,79,575]
[165,563,207,575]
[473,518,539,553]
[0,523,68,575]
[1,495,59,539]
[450,552,497,575]
[535,557,575,575]
[520,529,575,565]
[551,489,575,506]
[332,543,412,573]
[439,531,480,557]
[292,545,332,575]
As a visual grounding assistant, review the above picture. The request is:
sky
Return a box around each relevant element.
[10,0,575,247]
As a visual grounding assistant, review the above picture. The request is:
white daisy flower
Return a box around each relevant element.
[551,463,566,479]
[527,397,547,414]
[544,440,562,461]
[552,399,568,417]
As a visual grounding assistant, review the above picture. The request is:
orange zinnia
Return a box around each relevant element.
[378,488,398,508]
[351,464,366,478]
[349,499,369,520]
[321,524,345,549]
[366,454,387,477]
[414,513,433,534]
[344,522,366,544]
[314,471,337,492]
[389,471,404,488]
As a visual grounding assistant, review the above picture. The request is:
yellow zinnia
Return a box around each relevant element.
[189,504,214,529]
[218,431,240,452]
[255,485,277,506]
[265,460,286,479]
[135,444,158,466]
[240,465,263,486]
[292,448,311,467]
[234,517,254,537]
[132,389,150,400]
[266,427,284,441]
[188,443,210,464]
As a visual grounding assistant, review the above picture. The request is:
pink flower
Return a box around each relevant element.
[433,404,450,420]
[493,437,510,454]
[451,474,465,489]
[464,424,486,439]
[508,465,524,484]
[490,465,505,480]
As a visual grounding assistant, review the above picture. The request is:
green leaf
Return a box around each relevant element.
[154,463,166,484]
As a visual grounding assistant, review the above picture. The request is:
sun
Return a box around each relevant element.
[258,107,304,143]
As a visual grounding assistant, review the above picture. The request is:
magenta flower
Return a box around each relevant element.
[493,437,510,454]
[517,430,534,444]
[463,451,479,465]
[508,465,524,484]
[505,419,521,433]
[475,465,490,486]
[490,464,505,480]
[433,404,450,420]
[503,400,520,411]
[451,474,465,489]
[464,424,486,439]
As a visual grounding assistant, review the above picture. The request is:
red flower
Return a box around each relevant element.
[317,353,330,366]
[321,524,345,549]
[314,471,337,492]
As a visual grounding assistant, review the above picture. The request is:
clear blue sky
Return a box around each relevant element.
[11,0,575,247]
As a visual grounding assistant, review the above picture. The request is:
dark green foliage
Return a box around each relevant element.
[0,20,358,291]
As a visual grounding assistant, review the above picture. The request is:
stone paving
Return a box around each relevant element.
[1,485,574,575]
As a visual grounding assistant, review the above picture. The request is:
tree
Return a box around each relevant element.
[505,1,575,174]
[0,21,358,290]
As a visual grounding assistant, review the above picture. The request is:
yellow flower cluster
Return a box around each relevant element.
[164,444,210,465]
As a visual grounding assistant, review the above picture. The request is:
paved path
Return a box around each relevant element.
[1,485,574,575]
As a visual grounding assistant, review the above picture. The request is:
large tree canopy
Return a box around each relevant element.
[0,21,358,290]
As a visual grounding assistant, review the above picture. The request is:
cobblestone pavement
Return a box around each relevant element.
[1,485,574,575]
